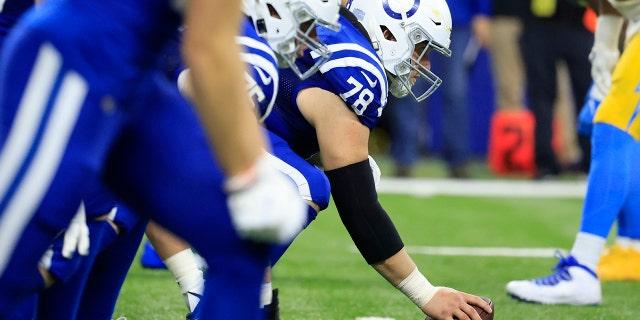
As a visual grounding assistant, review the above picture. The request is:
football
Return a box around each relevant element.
[425,296,494,320]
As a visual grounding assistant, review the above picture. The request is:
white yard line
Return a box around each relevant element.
[378,178,587,198]
[350,246,566,258]
[405,246,567,258]
[366,179,577,258]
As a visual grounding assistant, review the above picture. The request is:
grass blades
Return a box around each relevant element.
[114,193,640,319]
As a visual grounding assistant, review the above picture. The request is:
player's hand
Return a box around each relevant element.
[589,46,619,100]
[62,203,90,258]
[226,152,307,244]
[421,287,491,320]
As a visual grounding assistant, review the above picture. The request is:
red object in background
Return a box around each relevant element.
[488,110,537,176]
[583,7,597,33]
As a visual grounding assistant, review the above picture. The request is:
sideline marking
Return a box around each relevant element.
[378,178,586,198]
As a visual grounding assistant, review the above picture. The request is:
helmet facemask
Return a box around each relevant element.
[255,1,340,80]
[388,25,451,102]
[278,3,340,79]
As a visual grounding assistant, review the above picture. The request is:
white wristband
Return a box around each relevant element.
[594,15,625,50]
[224,153,271,193]
[396,268,438,308]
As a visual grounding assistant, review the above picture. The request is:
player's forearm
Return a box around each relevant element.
[371,248,417,285]
[373,249,441,310]
[183,0,264,176]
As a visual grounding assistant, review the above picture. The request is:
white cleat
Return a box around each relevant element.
[506,253,602,305]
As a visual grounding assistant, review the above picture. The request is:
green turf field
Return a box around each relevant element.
[113,190,640,319]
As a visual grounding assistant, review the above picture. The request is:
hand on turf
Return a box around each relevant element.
[226,153,307,244]
[422,287,491,320]
[62,203,90,258]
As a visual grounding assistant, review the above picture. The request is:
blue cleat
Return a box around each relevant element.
[140,241,167,269]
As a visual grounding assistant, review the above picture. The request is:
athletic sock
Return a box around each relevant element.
[164,249,204,312]
[571,232,607,272]
[260,282,273,308]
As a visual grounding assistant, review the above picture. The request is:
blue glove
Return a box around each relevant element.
[577,84,601,137]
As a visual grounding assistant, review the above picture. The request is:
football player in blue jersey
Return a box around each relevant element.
[259,0,492,318]
[33,187,147,319]
[0,0,308,319]
[1,2,151,319]
[141,1,341,317]
[506,0,640,305]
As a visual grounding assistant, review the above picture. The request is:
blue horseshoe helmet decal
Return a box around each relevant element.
[383,0,420,20]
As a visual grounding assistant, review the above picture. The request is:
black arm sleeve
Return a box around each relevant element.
[325,159,404,264]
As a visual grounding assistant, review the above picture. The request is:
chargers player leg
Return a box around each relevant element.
[598,145,640,282]
[506,6,640,303]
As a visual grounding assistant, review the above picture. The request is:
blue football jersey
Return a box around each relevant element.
[265,11,387,159]
[239,17,279,121]
[0,1,265,318]
[240,17,330,215]
[160,18,279,121]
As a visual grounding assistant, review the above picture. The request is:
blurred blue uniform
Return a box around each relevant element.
[239,18,330,216]
[430,0,490,174]
[0,1,269,319]
[36,182,145,320]
[185,17,331,319]
[1,1,145,318]
[223,18,332,266]
[0,0,33,45]
[385,0,491,177]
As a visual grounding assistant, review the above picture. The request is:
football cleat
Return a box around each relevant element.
[506,252,601,305]
[597,245,640,281]
[140,241,167,269]
[263,288,280,320]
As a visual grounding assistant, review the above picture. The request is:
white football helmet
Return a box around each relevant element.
[243,0,342,79]
[347,0,452,101]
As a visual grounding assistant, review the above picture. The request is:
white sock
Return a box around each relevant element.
[260,282,273,308]
[629,239,640,252]
[164,249,205,311]
[616,236,632,248]
[570,232,607,272]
